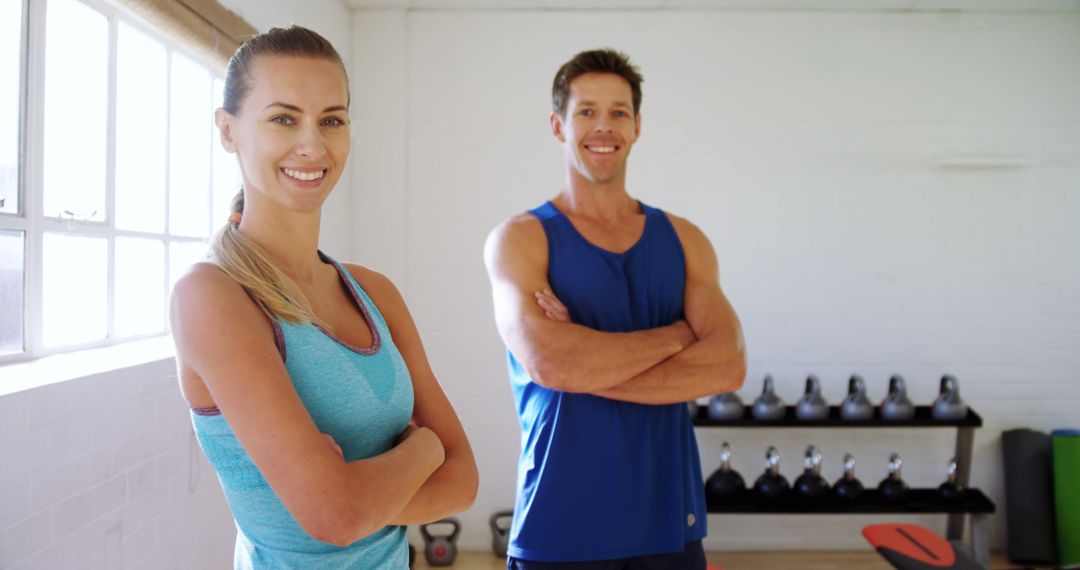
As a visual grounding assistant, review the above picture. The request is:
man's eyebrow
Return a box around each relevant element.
[573,100,631,108]
[263,102,348,113]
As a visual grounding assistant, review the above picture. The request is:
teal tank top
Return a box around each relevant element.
[190,254,414,569]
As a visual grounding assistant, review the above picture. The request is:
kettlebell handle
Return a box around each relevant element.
[805,375,820,395]
[421,518,461,542]
[489,510,513,531]
[889,375,905,393]
[940,374,958,394]
[762,374,775,394]
[848,375,864,394]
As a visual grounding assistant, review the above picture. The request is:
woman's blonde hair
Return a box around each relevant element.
[211,193,321,324]
[211,26,347,324]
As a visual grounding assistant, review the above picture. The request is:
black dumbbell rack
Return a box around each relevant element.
[693,405,995,566]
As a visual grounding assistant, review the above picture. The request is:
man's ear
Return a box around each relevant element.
[550,111,566,143]
[215,108,237,153]
[634,112,642,141]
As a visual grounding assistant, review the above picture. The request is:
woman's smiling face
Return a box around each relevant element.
[216,55,350,216]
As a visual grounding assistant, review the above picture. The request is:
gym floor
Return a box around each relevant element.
[412,550,1027,569]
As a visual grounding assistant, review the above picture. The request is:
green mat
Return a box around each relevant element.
[1053,429,1080,567]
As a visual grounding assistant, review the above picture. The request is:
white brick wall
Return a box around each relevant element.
[350,8,1080,552]
[0,360,235,570]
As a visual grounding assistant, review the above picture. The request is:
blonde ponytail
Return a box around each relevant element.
[210,191,320,325]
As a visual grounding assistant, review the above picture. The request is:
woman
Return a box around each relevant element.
[170,26,477,568]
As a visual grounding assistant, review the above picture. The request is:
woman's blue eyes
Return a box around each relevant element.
[269,115,347,127]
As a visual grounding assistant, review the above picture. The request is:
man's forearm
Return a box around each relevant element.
[592,333,746,405]
[521,318,696,393]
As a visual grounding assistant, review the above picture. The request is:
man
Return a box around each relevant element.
[483,49,747,569]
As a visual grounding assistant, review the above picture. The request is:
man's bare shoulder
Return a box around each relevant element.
[489,212,544,243]
[485,213,546,266]
[661,210,710,247]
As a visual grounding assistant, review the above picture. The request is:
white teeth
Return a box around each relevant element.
[283,168,325,181]
[588,146,616,154]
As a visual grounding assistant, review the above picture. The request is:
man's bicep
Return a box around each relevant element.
[675,218,729,337]
[483,219,555,358]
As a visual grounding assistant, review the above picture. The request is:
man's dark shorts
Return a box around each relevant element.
[507,540,707,570]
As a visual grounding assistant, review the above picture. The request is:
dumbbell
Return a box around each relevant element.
[420,518,461,566]
[490,510,513,557]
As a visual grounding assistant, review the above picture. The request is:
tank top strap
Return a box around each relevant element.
[318,251,393,341]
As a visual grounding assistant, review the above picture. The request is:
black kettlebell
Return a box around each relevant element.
[796,375,829,421]
[932,374,968,421]
[489,510,513,557]
[705,442,746,502]
[753,446,790,499]
[833,453,865,501]
[881,375,915,421]
[420,518,461,566]
[878,453,909,501]
[938,457,963,501]
[793,445,830,500]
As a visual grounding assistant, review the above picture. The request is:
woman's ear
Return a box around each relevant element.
[215,108,237,153]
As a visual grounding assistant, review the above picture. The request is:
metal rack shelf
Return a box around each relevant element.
[694,404,994,566]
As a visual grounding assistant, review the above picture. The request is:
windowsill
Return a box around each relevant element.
[0,336,176,397]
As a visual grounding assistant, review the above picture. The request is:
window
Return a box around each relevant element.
[0,0,242,363]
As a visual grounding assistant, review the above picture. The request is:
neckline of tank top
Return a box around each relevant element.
[545,199,652,258]
[300,252,383,357]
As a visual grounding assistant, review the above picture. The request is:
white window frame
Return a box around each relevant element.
[0,0,225,366]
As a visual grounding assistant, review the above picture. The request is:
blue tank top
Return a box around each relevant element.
[507,201,707,562]
[191,254,413,569]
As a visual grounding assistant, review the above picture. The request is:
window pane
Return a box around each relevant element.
[115,237,164,337]
[169,241,207,293]
[115,23,167,233]
[211,77,240,229]
[43,233,106,348]
[43,0,107,221]
[0,0,21,215]
[0,230,24,355]
[169,53,211,237]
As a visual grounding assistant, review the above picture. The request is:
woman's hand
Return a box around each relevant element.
[397,423,445,470]
[322,433,344,460]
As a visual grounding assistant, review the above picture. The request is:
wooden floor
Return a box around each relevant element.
[413,550,1025,569]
